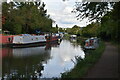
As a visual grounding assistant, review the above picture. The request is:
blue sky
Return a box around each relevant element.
[42,0,91,28]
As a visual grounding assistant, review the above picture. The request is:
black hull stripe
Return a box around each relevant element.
[2,40,59,48]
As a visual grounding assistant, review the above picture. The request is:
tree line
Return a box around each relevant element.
[70,2,120,42]
[2,2,53,34]
[65,22,100,37]
[2,1,120,42]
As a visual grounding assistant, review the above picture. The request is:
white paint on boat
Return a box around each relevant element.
[70,35,77,38]
[13,34,46,44]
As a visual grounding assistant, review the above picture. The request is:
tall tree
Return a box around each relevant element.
[72,2,114,21]
[2,2,53,34]
[73,1,119,42]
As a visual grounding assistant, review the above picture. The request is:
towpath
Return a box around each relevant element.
[86,42,119,78]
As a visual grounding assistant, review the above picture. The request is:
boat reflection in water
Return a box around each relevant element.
[2,40,85,79]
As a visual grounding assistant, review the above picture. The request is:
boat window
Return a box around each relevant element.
[36,38,38,40]
[8,37,11,42]
[20,37,22,40]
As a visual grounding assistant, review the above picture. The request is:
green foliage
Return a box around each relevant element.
[2,2,53,34]
[13,24,22,34]
[59,28,64,32]
[66,23,100,38]
[66,28,72,34]
[66,25,81,35]
[74,2,119,43]
[81,22,100,38]
[73,2,114,21]
[98,2,120,42]
[50,27,58,33]
[61,41,105,78]
[63,34,70,40]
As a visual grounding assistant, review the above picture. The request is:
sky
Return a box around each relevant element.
[4,0,92,28]
[42,0,91,28]
[5,0,120,28]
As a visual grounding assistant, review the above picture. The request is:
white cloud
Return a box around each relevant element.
[43,0,91,28]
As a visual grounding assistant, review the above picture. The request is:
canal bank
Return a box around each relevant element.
[61,40,105,78]
[86,42,119,78]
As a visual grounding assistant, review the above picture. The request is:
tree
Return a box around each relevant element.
[81,22,100,37]
[71,25,80,35]
[2,2,53,34]
[98,2,120,41]
[73,2,114,21]
[65,25,81,35]
[111,2,120,41]
[73,1,119,42]
[59,28,64,32]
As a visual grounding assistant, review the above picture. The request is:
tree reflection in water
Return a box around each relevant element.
[2,42,60,79]
[2,40,85,79]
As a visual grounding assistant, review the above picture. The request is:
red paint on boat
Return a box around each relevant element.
[0,34,14,44]
[46,36,58,42]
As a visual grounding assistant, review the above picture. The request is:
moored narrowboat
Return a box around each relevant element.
[0,33,61,48]
[84,37,99,50]
[0,34,14,45]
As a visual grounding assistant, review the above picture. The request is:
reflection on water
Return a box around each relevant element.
[2,40,85,79]
[13,46,48,57]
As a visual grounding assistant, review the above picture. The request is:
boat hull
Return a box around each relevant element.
[2,41,46,48]
[2,40,59,48]
[1,34,62,48]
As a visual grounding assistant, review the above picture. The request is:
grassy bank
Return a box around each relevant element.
[61,41,105,78]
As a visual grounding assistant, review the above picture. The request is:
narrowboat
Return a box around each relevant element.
[84,37,99,50]
[70,35,77,39]
[0,34,14,45]
[0,33,61,48]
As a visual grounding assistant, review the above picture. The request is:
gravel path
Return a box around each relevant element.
[86,42,119,78]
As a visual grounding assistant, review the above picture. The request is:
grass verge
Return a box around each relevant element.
[61,41,105,78]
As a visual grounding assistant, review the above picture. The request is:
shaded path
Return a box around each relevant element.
[86,42,119,78]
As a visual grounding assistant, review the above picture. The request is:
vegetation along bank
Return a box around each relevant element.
[61,40,105,78]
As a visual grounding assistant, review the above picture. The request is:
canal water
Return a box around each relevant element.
[2,40,85,79]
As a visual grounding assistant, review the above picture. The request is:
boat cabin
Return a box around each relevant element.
[84,37,99,50]
[13,34,46,44]
[70,35,77,39]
